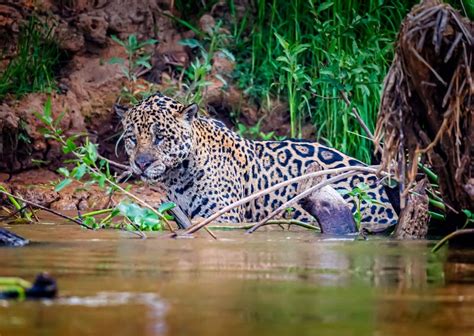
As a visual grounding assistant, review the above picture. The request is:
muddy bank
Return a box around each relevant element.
[0,169,164,212]
[0,0,275,173]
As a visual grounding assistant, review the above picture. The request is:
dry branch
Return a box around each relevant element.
[178,165,384,236]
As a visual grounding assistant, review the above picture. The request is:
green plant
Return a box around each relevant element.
[236,120,277,141]
[0,15,61,98]
[35,97,175,232]
[225,0,417,162]
[0,185,33,222]
[343,182,382,229]
[178,21,235,106]
[109,34,158,104]
[274,33,310,138]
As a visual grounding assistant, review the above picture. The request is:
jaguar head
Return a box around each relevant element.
[121,93,198,182]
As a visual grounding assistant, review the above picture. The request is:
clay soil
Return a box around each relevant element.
[0,0,290,211]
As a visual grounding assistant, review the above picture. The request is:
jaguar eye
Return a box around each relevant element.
[154,135,164,145]
[125,136,137,147]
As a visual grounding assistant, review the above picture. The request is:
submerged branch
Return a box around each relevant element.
[179,165,382,236]
[247,171,357,233]
[208,219,320,231]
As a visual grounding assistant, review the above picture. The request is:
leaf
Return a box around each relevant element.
[72,164,87,180]
[274,33,289,50]
[135,59,152,69]
[54,110,66,128]
[85,141,98,163]
[55,178,72,192]
[158,202,176,213]
[214,73,227,86]
[44,96,52,123]
[108,57,125,65]
[98,175,106,188]
[179,38,201,48]
[83,216,97,229]
[62,138,77,154]
[57,167,69,177]
[218,49,235,62]
[128,34,138,50]
[462,209,473,219]
[317,1,334,13]
[111,35,126,47]
[138,39,158,48]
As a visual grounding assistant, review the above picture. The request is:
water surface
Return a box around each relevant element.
[1,223,473,336]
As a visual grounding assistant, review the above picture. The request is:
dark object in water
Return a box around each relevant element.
[0,227,29,247]
[299,185,357,235]
[298,163,357,235]
[0,273,58,300]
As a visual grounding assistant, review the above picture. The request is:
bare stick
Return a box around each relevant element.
[97,154,130,171]
[247,171,357,233]
[0,205,29,221]
[208,220,319,231]
[122,217,146,239]
[179,166,381,236]
[339,90,383,153]
[0,189,93,230]
[410,47,447,86]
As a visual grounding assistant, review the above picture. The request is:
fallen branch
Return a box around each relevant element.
[0,189,92,230]
[0,189,147,238]
[247,171,357,233]
[208,219,319,231]
[178,165,382,236]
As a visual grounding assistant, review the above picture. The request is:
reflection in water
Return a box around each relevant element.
[0,224,473,336]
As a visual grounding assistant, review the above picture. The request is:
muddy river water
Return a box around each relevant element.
[1,223,473,336]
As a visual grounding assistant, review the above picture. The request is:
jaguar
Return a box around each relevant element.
[121,93,398,227]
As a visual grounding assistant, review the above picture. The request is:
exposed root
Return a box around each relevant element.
[374,0,473,214]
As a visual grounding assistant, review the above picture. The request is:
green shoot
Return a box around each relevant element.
[35,97,175,232]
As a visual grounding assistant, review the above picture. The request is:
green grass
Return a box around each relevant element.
[0,15,61,99]
[228,0,419,162]
[171,0,470,162]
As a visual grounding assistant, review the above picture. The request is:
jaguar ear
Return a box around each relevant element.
[114,103,129,119]
[181,103,198,123]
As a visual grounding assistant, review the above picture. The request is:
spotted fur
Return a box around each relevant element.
[122,93,398,227]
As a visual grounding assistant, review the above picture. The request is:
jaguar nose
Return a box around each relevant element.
[134,153,154,171]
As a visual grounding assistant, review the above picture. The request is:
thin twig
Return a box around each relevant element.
[178,166,381,236]
[339,90,383,153]
[431,229,474,252]
[410,47,447,86]
[208,220,320,231]
[97,154,130,171]
[0,205,29,221]
[0,189,93,230]
[247,171,357,233]
[88,166,175,234]
[0,189,146,238]
[123,216,147,239]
